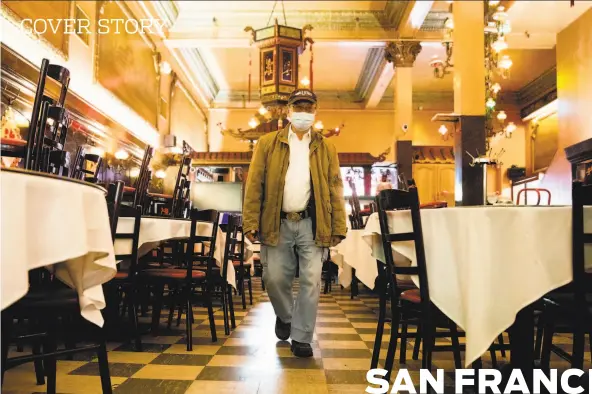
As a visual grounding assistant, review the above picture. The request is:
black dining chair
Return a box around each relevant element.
[25,59,70,171]
[102,181,143,351]
[70,148,102,183]
[230,218,253,310]
[140,209,219,350]
[540,181,592,373]
[371,187,464,381]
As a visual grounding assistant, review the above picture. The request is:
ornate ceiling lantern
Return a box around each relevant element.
[219,2,342,151]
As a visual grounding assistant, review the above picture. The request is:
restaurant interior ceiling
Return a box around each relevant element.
[145,0,592,113]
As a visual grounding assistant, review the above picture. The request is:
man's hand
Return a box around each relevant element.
[330,236,343,247]
[245,230,258,244]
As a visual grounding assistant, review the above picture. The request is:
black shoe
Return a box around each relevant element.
[275,317,291,341]
[291,340,313,358]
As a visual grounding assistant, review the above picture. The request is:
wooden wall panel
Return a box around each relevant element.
[1,1,71,57]
[95,1,158,125]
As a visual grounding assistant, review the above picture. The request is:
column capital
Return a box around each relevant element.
[384,41,422,67]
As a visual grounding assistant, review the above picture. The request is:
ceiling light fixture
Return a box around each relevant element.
[114,149,129,160]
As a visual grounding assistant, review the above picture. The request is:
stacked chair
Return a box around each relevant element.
[22,58,71,175]
[540,181,592,379]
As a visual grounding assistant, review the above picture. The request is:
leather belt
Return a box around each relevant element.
[281,209,311,222]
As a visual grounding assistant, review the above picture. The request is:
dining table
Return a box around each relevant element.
[1,167,117,327]
[361,205,592,370]
[115,216,238,288]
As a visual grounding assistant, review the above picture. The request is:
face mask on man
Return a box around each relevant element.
[290,112,315,131]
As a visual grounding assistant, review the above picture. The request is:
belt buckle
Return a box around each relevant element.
[286,212,301,222]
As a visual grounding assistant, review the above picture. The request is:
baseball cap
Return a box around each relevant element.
[288,89,317,106]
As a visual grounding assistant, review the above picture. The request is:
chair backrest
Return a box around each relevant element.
[376,187,430,302]
[516,188,551,205]
[572,181,592,306]
[348,178,364,229]
[25,59,70,170]
[134,146,154,208]
[32,103,70,173]
[222,214,242,283]
[113,204,142,275]
[185,209,220,282]
[172,156,192,218]
[106,181,125,241]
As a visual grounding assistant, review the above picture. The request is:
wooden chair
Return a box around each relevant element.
[371,187,463,380]
[24,59,70,171]
[124,145,153,210]
[230,218,253,310]
[516,188,552,205]
[31,103,70,174]
[70,147,102,183]
[140,209,219,350]
[541,181,592,372]
[102,181,143,351]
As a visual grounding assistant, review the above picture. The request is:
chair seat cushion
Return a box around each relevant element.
[400,288,421,303]
[148,193,173,199]
[123,186,136,193]
[140,268,206,280]
[233,260,252,268]
[18,287,78,309]
[114,271,129,280]
[146,262,173,269]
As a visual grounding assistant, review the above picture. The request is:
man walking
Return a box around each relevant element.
[243,89,347,357]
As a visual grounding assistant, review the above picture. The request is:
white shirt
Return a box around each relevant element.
[282,126,311,212]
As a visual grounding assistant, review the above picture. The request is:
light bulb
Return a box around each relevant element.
[130,167,140,177]
[496,111,507,121]
[486,98,496,109]
[170,146,183,154]
[491,37,508,52]
[489,0,500,6]
[501,21,512,34]
[505,122,516,134]
[444,18,454,30]
[484,22,497,34]
[155,170,166,179]
[89,146,105,157]
[314,120,324,130]
[438,125,448,135]
[159,61,172,75]
[491,83,502,94]
[258,105,268,116]
[114,149,129,160]
[334,127,340,132]
[248,117,259,129]
[493,6,507,22]
[300,76,310,87]
[499,55,513,70]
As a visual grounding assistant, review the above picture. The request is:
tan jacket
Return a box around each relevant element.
[242,126,347,247]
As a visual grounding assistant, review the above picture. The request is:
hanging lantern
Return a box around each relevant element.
[246,19,304,106]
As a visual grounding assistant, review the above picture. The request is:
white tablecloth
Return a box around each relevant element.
[116,217,236,288]
[331,229,378,289]
[1,170,117,327]
[363,206,592,367]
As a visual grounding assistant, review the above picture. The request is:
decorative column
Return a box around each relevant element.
[385,41,422,182]
[453,1,487,205]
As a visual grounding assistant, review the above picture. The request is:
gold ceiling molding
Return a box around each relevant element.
[94,0,159,127]
[1,1,72,59]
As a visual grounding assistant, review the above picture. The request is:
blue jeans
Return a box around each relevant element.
[261,217,323,343]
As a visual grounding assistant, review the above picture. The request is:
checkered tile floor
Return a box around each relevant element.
[3,278,588,393]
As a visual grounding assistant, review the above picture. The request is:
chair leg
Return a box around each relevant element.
[240,274,247,310]
[16,318,24,352]
[534,317,544,360]
[42,322,57,394]
[540,309,555,370]
[32,339,45,385]
[204,285,217,342]
[489,347,498,369]
[498,333,507,358]
[399,316,408,364]
[96,339,113,394]
[127,288,142,352]
[1,315,13,385]
[261,279,265,291]
[221,283,230,336]
[449,321,462,369]
[185,286,193,352]
[228,285,236,329]
[247,277,253,305]
[421,313,436,372]
[150,284,165,336]
[370,276,387,369]
[383,304,400,382]
[166,290,176,330]
[412,323,421,361]
[572,325,585,369]
[176,303,184,327]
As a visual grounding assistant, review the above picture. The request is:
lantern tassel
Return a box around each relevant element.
[309,42,314,91]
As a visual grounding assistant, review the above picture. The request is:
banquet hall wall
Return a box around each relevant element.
[535,8,592,204]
